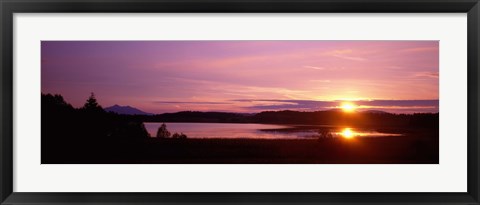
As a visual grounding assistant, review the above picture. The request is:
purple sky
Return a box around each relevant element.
[41,41,439,114]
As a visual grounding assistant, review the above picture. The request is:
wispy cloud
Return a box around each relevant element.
[414,71,439,79]
[332,55,367,61]
[401,47,438,53]
[304,65,325,70]
[323,49,367,61]
[153,101,231,105]
[330,49,353,55]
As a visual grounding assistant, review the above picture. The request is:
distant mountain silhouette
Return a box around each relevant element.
[323,108,388,114]
[105,104,153,115]
[361,110,389,114]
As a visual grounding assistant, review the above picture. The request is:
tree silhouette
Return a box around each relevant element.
[42,93,74,111]
[172,132,180,138]
[171,132,188,139]
[156,123,171,138]
[83,92,103,112]
[179,133,188,139]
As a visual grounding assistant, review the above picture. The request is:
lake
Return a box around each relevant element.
[144,122,402,139]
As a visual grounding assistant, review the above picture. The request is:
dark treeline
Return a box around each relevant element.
[42,93,150,140]
[132,110,438,129]
[254,110,438,129]
[42,93,150,163]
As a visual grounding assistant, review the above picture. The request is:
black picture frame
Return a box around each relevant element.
[1,0,479,204]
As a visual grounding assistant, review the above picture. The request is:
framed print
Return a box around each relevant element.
[1,0,479,204]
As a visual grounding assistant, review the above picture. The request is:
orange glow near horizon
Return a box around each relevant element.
[341,128,355,139]
[340,102,357,112]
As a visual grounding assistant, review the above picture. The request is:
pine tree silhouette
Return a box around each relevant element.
[83,92,103,112]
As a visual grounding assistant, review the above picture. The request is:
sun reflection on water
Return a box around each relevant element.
[341,128,355,139]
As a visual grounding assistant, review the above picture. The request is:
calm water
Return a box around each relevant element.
[144,123,402,139]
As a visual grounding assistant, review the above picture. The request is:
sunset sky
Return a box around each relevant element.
[41,41,439,114]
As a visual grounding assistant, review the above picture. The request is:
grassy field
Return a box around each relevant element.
[43,132,438,164]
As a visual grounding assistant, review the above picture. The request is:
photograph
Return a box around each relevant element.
[41,40,439,164]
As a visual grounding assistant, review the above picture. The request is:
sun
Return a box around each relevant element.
[341,128,355,139]
[340,102,357,112]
